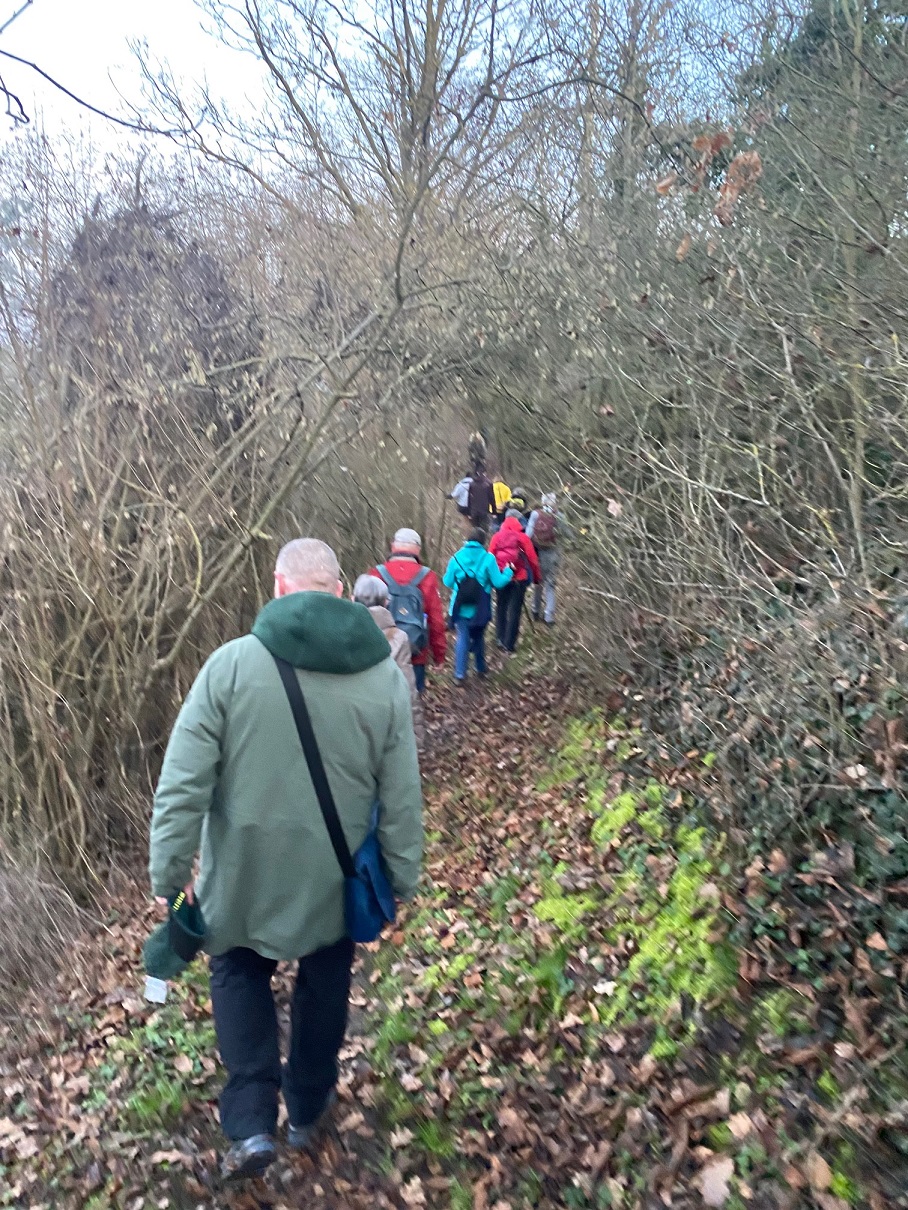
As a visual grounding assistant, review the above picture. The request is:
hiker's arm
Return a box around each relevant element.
[423,574,448,665]
[377,672,424,900]
[442,559,459,591]
[523,536,542,583]
[487,555,514,590]
[149,654,226,898]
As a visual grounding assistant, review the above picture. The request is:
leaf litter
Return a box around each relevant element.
[0,665,902,1207]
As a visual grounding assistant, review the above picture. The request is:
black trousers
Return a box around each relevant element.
[209,937,354,1139]
[496,581,527,652]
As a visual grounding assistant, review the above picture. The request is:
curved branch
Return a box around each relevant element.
[0,47,187,134]
[0,70,28,125]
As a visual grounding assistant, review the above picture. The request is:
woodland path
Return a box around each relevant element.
[0,647,898,1209]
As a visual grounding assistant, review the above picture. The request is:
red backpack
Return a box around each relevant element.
[532,511,558,548]
[494,529,532,579]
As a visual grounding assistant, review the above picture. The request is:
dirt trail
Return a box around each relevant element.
[0,662,597,1208]
[0,656,894,1208]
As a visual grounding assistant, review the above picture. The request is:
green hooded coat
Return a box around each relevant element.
[148,591,424,960]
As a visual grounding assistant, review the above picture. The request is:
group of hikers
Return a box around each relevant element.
[351,476,566,699]
[147,465,569,1182]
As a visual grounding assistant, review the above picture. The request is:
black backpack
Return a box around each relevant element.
[376,565,430,654]
[455,573,482,609]
[451,555,488,625]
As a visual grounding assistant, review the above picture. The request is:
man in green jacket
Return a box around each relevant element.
[149,539,423,1180]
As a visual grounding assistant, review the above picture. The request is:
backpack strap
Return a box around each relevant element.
[375,565,394,589]
[412,566,430,588]
[273,655,356,880]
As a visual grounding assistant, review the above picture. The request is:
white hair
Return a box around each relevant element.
[352,574,390,608]
[275,538,341,592]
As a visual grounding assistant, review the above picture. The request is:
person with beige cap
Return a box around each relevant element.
[368,528,446,692]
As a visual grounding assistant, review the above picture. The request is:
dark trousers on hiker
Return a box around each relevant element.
[209,937,354,1139]
[496,581,527,652]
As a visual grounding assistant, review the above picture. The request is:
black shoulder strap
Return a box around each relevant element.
[272,655,355,879]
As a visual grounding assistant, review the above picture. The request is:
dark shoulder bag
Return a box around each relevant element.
[273,656,396,943]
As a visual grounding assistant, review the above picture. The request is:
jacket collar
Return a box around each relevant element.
[368,605,396,632]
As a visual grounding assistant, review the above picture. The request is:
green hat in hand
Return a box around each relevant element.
[143,890,207,981]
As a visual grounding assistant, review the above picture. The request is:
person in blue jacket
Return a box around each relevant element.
[443,529,514,684]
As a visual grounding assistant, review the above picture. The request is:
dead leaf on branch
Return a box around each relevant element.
[693,131,733,159]
[715,151,763,226]
[656,172,678,196]
[676,233,692,262]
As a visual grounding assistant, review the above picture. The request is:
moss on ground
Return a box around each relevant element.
[551,714,737,1050]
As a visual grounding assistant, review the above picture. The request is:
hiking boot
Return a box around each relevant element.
[221,1133,277,1181]
[453,676,467,688]
[287,1090,337,1152]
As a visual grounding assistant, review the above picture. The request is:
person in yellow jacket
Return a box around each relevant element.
[491,480,511,533]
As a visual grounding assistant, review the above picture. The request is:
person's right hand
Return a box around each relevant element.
[154,882,194,910]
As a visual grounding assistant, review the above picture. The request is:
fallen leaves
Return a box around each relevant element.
[805,1150,833,1192]
[149,1149,189,1166]
[0,672,894,1209]
[400,1175,427,1206]
[727,1111,755,1140]
[497,1105,529,1146]
[697,1155,735,1206]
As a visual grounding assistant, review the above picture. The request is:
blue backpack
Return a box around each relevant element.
[377,565,430,654]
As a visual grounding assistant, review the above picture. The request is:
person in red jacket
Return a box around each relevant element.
[369,528,446,693]
[489,516,541,653]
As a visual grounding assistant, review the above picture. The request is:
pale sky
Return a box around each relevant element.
[0,0,264,143]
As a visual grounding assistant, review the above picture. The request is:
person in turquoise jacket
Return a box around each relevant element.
[443,528,513,683]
